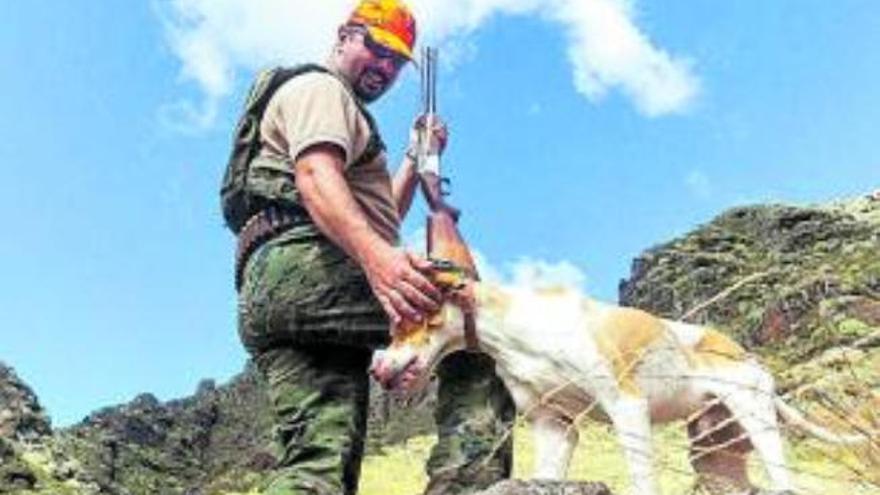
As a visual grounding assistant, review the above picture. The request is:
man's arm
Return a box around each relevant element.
[391,151,419,218]
[295,143,440,326]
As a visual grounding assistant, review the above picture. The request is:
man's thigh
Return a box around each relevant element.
[255,344,372,495]
[238,235,389,352]
[425,351,515,495]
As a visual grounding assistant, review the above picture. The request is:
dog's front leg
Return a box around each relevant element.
[607,396,657,495]
[530,410,578,479]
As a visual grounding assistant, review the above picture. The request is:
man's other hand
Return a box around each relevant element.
[409,114,448,157]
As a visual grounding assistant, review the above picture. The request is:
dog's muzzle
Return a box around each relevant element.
[370,350,423,391]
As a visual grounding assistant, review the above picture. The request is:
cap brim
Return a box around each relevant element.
[366,26,413,60]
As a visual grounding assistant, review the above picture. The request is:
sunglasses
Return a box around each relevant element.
[357,28,409,68]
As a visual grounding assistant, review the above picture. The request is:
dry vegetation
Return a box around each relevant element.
[357,418,880,495]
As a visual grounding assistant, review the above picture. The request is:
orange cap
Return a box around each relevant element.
[348,0,417,60]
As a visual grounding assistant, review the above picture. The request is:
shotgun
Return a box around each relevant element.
[418,46,460,221]
[417,46,479,279]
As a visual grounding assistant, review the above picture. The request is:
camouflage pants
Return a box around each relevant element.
[424,352,515,495]
[252,344,372,495]
[238,232,514,494]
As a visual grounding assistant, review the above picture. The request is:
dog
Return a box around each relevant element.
[370,264,871,495]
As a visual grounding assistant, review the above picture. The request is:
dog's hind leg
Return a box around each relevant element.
[709,366,795,493]
[687,398,753,494]
[530,410,579,479]
[606,396,657,495]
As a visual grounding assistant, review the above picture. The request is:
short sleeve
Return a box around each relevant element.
[273,72,363,168]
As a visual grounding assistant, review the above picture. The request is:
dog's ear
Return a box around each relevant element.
[427,212,479,280]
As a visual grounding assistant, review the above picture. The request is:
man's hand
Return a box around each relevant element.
[294,144,441,328]
[361,245,441,328]
[408,114,448,157]
[394,114,449,219]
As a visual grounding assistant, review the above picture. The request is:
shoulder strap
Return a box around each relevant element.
[260,64,385,164]
[249,64,330,120]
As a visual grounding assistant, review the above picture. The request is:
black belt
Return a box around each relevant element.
[235,206,311,291]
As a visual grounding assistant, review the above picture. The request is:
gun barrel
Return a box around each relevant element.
[421,47,437,116]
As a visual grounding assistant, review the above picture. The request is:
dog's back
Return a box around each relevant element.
[562,302,753,423]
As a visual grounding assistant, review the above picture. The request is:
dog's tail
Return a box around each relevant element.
[774,397,874,445]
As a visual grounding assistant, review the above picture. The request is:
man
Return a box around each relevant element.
[232,1,514,494]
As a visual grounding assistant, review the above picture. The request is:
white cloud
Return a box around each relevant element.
[548,0,699,116]
[685,169,712,200]
[401,227,586,291]
[476,252,587,291]
[508,257,587,289]
[157,0,699,130]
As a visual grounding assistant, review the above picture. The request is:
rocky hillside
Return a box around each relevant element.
[0,362,282,495]
[0,365,51,444]
[2,193,878,494]
[619,194,879,355]
[1,364,53,492]
[619,193,880,429]
[0,362,434,494]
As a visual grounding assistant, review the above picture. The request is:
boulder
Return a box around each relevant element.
[477,480,612,495]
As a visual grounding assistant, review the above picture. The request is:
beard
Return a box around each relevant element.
[353,66,390,103]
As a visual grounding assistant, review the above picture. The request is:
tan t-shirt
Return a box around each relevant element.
[258,69,401,244]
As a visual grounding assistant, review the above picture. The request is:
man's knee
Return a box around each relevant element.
[426,351,515,495]
[436,352,516,425]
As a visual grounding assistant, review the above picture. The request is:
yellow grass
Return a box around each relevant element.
[358,421,880,495]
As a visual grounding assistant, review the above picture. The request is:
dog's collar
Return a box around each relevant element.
[429,259,480,351]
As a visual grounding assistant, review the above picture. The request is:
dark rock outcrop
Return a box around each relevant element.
[56,362,275,495]
[0,363,51,443]
[619,198,880,366]
[0,364,50,493]
[477,480,612,495]
[619,196,880,429]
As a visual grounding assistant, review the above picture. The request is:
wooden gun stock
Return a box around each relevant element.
[427,210,478,280]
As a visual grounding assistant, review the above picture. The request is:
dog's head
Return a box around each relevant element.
[370,260,477,394]
[372,211,483,394]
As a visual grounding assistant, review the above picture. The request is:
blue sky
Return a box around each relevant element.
[1,1,878,427]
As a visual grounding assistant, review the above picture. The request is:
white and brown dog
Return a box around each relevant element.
[370,260,871,494]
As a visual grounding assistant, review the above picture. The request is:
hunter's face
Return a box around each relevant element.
[343,29,406,103]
